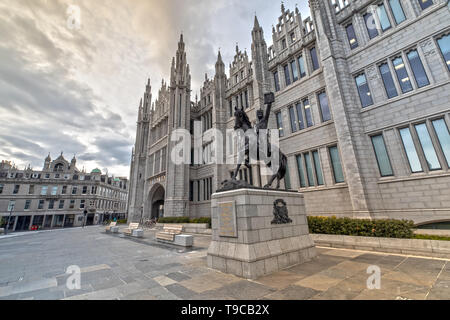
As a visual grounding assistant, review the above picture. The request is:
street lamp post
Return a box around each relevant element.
[4,206,14,235]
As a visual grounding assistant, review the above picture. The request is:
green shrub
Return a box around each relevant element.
[413,234,450,241]
[307,216,414,239]
[157,217,212,228]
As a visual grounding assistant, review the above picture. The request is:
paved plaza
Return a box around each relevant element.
[0,226,449,300]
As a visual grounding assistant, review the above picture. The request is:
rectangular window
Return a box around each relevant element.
[415,123,441,170]
[189,181,194,201]
[276,112,284,137]
[51,186,58,195]
[29,185,35,195]
[41,186,48,196]
[72,186,77,195]
[437,34,450,71]
[274,71,280,92]
[371,135,394,176]
[346,24,358,49]
[418,0,433,10]
[304,153,315,186]
[377,4,392,31]
[379,63,398,98]
[399,127,423,172]
[290,61,298,82]
[49,200,55,210]
[364,12,379,39]
[289,106,297,133]
[310,47,319,71]
[298,55,306,78]
[0,184,3,194]
[392,56,413,93]
[62,186,67,194]
[284,64,291,86]
[318,92,332,122]
[407,50,430,88]
[8,200,15,212]
[303,99,314,127]
[312,151,324,185]
[284,163,291,190]
[244,90,249,108]
[13,185,20,194]
[69,200,75,209]
[295,102,305,130]
[38,200,44,210]
[229,100,233,117]
[329,146,345,183]
[24,200,31,210]
[82,186,87,194]
[296,155,307,188]
[59,200,65,209]
[355,74,374,107]
[432,119,450,167]
[80,200,85,209]
[389,0,406,24]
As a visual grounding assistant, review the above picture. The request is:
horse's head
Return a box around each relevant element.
[234,107,251,131]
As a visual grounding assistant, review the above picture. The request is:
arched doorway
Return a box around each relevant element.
[147,184,165,220]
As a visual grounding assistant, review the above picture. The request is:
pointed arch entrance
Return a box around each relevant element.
[147,183,165,219]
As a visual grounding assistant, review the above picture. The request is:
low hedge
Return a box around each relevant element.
[158,217,211,228]
[307,216,414,239]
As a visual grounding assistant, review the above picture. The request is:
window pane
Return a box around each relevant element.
[418,0,433,10]
[303,99,314,127]
[346,24,358,49]
[415,123,441,170]
[290,61,299,82]
[296,155,307,187]
[371,135,394,176]
[276,112,284,137]
[298,55,306,77]
[364,12,379,39]
[274,72,280,92]
[318,92,332,122]
[312,151,324,185]
[377,4,392,31]
[329,146,345,183]
[437,34,450,71]
[392,56,413,93]
[310,47,319,70]
[284,162,291,190]
[389,0,406,24]
[399,127,423,172]
[289,106,297,132]
[407,50,429,88]
[296,102,305,130]
[304,153,315,186]
[379,63,398,98]
[284,64,291,86]
[432,119,450,167]
[355,74,374,107]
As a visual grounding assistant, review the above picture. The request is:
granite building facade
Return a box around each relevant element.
[128,0,450,226]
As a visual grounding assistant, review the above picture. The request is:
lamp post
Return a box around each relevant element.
[4,203,14,235]
[140,206,144,224]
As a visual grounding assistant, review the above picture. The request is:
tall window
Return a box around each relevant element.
[49,200,55,210]
[304,153,315,186]
[229,100,233,117]
[437,34,450,71]
[70,200,75,209]
[289,106,297,133]
[371,135,394,176]
[13,185,20,194]
[312,151,324,185]
[392,56,413,93]
[346,24,358,49]
[41,185,48,196]
[389,0,406,24]
[290,60,299,82]
[318,92,332,122]
[8,200,16,211]
[376,3,392,31]
[303,99,314,127]
[295,102,305,130]
[244,90,249,109]
[59,200,65,209]
[284,163,291,190]
[310,47,320,71]
[0,184,3,194]
[418,0,433,10]
[415,123,441,170]
[38,200,44,210]
[24,200,31,210]
[364,12,379,39]
[298,55,307,78]
[284,64,291,86]
[296,155,307,187]
[355,73,374,107]
[407,50,429,88]
[189,181,193,201]
[432,119,450,166]
[379,63,398,98]
[29,185,35,195]
[276,112,284,137]
[274,71,280,92]
[399,127,423,172]
[51,186,58,195]
[329,146,345,183]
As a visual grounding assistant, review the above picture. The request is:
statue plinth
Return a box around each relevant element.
[207,188,317,279]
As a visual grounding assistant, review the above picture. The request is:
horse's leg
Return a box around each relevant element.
[264,174,277,189]
[232,163,242,180]
[276,177,281,189]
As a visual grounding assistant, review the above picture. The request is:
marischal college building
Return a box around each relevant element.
[128,0,450,227]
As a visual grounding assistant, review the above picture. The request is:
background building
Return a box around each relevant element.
[0,154,128,232]
[128,0,450,227]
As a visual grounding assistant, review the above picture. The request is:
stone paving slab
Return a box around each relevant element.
[0,226,449,300]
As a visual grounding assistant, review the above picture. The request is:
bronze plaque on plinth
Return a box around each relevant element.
[218,201,237,238]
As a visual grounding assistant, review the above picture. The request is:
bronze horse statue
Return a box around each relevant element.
[231,96,287,189]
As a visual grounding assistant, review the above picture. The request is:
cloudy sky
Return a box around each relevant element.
[0,0,310,177]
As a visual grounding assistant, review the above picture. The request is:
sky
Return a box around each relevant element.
[0,0,310,178]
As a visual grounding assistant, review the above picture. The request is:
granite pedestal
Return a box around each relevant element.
[207,188,317,279]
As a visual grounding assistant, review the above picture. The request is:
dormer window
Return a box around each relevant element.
[290,32,296,43]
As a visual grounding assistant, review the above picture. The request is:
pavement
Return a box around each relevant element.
[0,226,449,300]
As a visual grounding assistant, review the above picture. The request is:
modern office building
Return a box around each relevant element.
[128,0,450,227]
